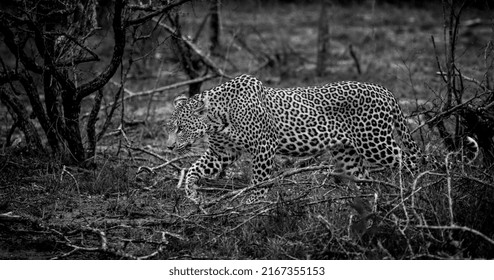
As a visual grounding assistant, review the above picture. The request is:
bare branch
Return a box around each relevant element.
[125,0,193,27]
[155,20,231,79]
[49,32,100,66]
[199,165,400,208]
[410,92,487,134]
[76,0,125,101]
[0,87,45,152]
[135,153,200,174]
[349,44,361,75]
[86,89,103,161]
[112,74,218,101]
[0,18,43,74]
[436,71,487,90]
[85,74,218,120]
[417,225,494,246]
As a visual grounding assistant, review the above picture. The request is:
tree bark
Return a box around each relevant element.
[62,85,86,164]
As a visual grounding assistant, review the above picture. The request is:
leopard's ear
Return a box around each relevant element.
[194,100,207,116]
[173,95,188,108]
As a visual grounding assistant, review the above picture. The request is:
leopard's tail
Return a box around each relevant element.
[459,136,479,164]
[391,98,479,169]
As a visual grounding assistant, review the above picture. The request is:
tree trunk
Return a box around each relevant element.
[209,0,221,54]
[316,0,330,76]
[18,72,60,154]
[62,88,86,165]
[170,13,203,96]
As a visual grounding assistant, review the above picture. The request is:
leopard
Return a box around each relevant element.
[164,74,476,204]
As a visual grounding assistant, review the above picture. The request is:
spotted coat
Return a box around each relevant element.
[165,74,421,203]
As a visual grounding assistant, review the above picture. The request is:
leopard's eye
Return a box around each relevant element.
[164,122,177,133]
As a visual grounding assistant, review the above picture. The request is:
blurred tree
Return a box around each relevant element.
[169,11,205,96]
[0,0,191,166]
[316,0,330,76]
[209,0,221,55]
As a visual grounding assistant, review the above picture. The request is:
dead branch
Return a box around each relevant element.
[116,74,218,100]
[459,175,494,188]
[349,44,362,75]
[0,212,145,259]
[54,234,141,260]
[431,35,447,84]
[60,165,81,195]
[153,19,231,79]
[444,153,455,226]
[307,193,379,207]
[96,85,124,141]
[84,74,218,119]
[0,212,28,223]
[177,168,186,189]
[86,89,103,161]
[199,165,401,208]
[436,71,487,90]
[0,87,45,152]
[385,170,446,221]
[125,0,193,27]
[211,203,277,242]
[410,92,485,134]
[135,153,201,174]
[417,225,494,247]
[316,214,332,230]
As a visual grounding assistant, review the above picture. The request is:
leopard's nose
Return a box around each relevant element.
[166,142,175,150]
[166,134,177,150]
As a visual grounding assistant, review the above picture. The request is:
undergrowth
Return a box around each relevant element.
[1,139,493,259]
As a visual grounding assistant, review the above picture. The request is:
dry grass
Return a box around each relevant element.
[1,122,493,259]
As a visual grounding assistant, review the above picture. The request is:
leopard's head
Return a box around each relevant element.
[164,95,208,154]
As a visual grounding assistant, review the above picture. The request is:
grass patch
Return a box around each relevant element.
[2,141,493,259]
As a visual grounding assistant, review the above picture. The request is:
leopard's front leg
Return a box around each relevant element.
[182,147,239,202]
[245,140,277,204]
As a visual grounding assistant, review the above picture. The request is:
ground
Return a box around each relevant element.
[1,1,494,259]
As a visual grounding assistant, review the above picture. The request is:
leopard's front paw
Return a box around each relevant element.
[244,187,268,204]
[185,184,201,204]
